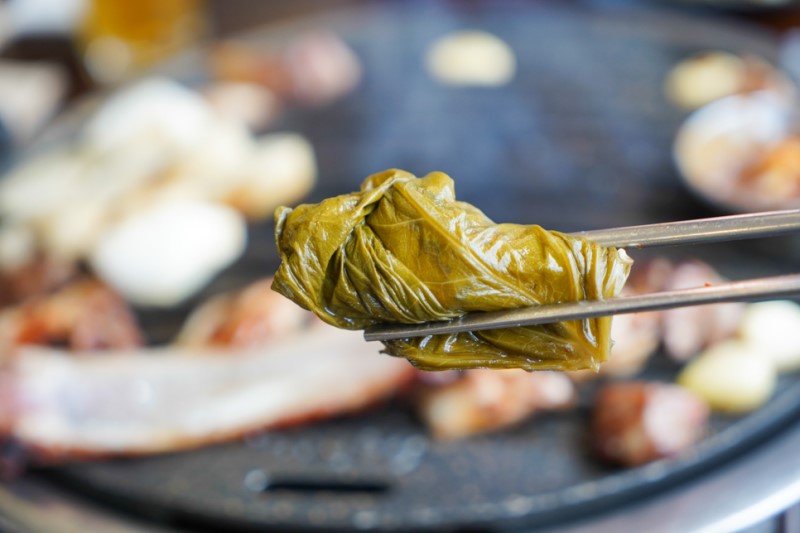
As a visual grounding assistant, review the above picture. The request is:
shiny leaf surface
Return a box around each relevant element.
[273,170,632,371]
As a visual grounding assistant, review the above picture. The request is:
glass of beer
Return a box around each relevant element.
[78,0,207,84]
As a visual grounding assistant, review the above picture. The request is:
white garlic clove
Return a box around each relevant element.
[90,201,246,307]
[678,340,776,413]
[665,52,746,110]
[739,301,800,373]
[0,146,87,223]
[37,141,175,260]
[149,119,255,205]
[225,133,316,219]
[425,30,516,87]
[83,77,216,154]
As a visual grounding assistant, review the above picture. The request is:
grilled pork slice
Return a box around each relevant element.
[568,260,669,382]
[661,261,744,362]
[0,254,76,308]
[0,278,143,352]
[175,278,310,348]
[415,369,576,440]
[2,324,414,460]
[599,307,661,377]
[591,382,709,467]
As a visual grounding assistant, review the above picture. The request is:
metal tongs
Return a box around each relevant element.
[365,209,800,342]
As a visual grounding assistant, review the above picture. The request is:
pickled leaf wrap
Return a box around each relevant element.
[273,170,632,371]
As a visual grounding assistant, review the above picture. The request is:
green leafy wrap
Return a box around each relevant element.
[273,169,632,371]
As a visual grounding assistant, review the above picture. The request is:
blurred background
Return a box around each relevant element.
[3,0,800,532]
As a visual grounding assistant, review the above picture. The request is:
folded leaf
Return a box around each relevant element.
[273,169,632,371]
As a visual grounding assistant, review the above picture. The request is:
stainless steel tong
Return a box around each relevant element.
[364,209,800,342]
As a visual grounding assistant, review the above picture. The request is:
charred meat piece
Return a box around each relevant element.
[599,259,671,376]
[0,255,75,307]
[600,301,661,377]
[176,278,311,348]
[415,369,576,440]
[596,258,744,366]
[569,259,669,382]
[202,81,281,131]
[210,31,361,107]
[624,257,674,295]
[0,278,143,352]
[592,382,709,467]
[662,261,744,361]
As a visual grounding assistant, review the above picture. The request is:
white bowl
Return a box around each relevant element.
[674,90,800,212]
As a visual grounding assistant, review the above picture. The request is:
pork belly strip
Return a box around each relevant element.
[1,326,414,459]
